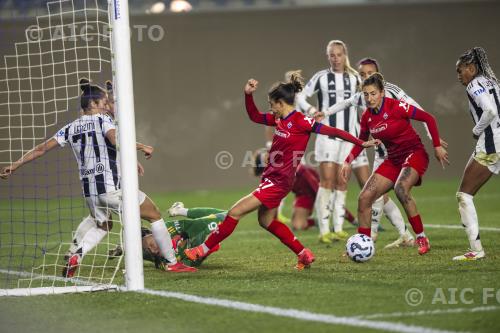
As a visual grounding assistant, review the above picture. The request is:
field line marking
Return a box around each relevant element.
[355,305,500,319]
[426,224,500,232]
[137,288,464,333]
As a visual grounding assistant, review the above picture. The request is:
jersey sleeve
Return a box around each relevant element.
[296,71,322,112]
[468,79,498,136]
[100,114,116,135]
[324,92,362,117]
[345,111,370,163]
[295,113,316,133]
[245,93,276,126]
[53,124,70,147]
[403,103,441,147]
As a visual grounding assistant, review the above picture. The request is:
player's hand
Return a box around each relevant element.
[439,138,448,148]
[434,146,449,169]
[362,139,381,148]
[137,162,145,176]
[245,79,258,94]
[141,145,153,159]
[313,111,324,122]
[340,162,352,183]
[0,165,16,179]
[306,106,318,117]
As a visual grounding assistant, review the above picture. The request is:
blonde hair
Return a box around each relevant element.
[326,40,359,78]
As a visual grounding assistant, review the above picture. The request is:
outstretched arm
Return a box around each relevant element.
[314,123,376,148]
[244,79,276,126]
[0,138,59,179]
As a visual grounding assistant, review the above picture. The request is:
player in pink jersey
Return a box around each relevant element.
[341,73,449,255]
[184,72,379,270]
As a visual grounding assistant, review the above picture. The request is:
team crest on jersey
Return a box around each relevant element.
[287,122,292,129]
[383,112,388,120]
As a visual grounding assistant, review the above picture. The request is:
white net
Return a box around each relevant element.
[0,0,124,294]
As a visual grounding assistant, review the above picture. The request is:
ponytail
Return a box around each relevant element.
[268,70,304,105]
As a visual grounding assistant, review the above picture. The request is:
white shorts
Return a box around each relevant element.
[373,145,388,172]
[315,135,369,169]
[85,189,147,225]
[472,148,500,175]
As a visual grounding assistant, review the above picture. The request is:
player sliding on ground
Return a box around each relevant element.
[341,73,449,255]
[0,78,196,275]
[184,73,380,270]
[110,203,226,268]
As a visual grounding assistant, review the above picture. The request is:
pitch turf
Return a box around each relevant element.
[1,179,500,333]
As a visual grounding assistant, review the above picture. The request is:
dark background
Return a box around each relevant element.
[1,1,499,193]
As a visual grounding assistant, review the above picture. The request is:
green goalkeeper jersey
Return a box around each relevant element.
[165,207,226,266]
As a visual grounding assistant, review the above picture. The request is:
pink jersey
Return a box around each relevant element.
[347,97,440,166]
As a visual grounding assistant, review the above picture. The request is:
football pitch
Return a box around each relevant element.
[1,178,500,333]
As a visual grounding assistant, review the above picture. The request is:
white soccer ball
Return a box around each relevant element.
[346,233,375,262]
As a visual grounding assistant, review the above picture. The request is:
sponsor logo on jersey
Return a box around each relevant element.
[370,123,387,134]
[383,112,388,120]
[80,162,105,176]
[473,87,486,96]
[274,129,290,139]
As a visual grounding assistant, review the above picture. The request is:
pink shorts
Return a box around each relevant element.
[252,178,289,209]
[375,149,429,186]
[294,195,315,211]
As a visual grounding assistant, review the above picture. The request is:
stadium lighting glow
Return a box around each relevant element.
[170,0,192,12]
[148,2,166,14]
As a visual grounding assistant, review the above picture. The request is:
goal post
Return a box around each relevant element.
[110,0,144,291]
[0,0,144,296]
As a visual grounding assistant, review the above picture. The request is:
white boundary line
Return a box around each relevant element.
[355,305,500,319]
[135,288,464,333]
[426,224,500,232]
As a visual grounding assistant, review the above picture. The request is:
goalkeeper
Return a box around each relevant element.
[111,203,225,267]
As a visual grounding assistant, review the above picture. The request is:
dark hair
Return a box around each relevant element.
[268,70,304,105]
[458,47,498,84]
[105,80,113,93]
[80,78,107,111]
[358,57,380,72]
[253,148,267,177]
[361,72,385,91]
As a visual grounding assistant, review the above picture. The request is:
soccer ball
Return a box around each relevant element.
[346,233,375,263]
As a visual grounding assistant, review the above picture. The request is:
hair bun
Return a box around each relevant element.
[286,70,304,93]
[79,77,90,91]
[105,80,113,92]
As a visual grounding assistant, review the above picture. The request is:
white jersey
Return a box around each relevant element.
[297,69,360,136]
[466,75,500,154]
[54,113,120,198]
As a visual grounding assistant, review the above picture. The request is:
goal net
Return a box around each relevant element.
[0,0,135,296]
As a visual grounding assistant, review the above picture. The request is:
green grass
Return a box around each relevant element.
[1,179,500,333]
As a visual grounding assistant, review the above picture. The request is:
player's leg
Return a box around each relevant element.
[185,193,262,260]
[357,173,394,238]
[332,161,348,237]
[316,161,336,242]
[140,192,196,272]
[291,207,312,230]
[259,205,314,270]
[383,193,415,249]
[393,165,429,255]
[454,155,493,260]
[186,207,227,219]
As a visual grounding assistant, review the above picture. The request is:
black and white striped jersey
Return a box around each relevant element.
[466,75,500,154]
[297,69,360,135]
[54,113,120,197]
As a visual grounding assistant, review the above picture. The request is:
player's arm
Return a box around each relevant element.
[296,74,320,116]
[0,138,59,179]
[318,92,360,120]
[105,129,153,159]
[408,106,449,168]
[244,79,276,126]
[470,86,498,139]
[313,122,378,148]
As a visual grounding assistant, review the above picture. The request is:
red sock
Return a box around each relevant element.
[267,220,304,255]
[408,215,424,235]
[205,216,239,249]
[344,209,355,223]
[358,227,371,237]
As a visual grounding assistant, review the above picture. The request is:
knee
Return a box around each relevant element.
[358,191,374,211]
